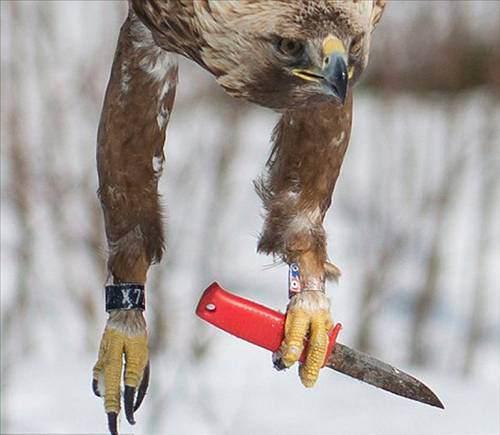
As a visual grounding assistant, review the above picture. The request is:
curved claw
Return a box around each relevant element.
[124,386,136,425]
[123,361,149,424]
[134,361,150,412]
[274,291,332,387]
[107,412,118,435]
[92,378,101,397]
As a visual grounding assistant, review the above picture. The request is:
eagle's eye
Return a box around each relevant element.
[277,38,305,58]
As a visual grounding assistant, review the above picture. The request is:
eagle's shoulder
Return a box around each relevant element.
[130,0,211,68]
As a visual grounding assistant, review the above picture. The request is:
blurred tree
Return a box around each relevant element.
[463,101,499,375]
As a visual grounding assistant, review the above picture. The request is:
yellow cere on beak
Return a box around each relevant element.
[322,35,346,57]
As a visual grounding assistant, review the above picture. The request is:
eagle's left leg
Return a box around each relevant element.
[93,10,177,434]
[257,95,352,387]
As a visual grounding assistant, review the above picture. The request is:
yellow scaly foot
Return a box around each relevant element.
[92,309,149,435]
[274,291,332,387]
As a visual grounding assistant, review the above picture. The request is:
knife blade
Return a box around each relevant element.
[195,282,444,409]
[327,342,443,408]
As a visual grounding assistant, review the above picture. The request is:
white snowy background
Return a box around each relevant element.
[1,2,499,435]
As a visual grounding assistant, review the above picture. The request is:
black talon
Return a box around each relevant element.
[272,351,287,371]
[92,378,101,397]
[134,362,150,412]
[124,386,136,425]
[107,412,118,435]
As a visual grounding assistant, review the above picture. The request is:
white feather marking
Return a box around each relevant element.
[288,208,321,234]
[129,13,178,130]
[130,13,178,83]
[156,108,169,130]
[288,214,313,234]
[156,76,174,129]
[333,131,346,147]
[121,61,131,95]
[152,155,164,177]
[288,291,330,312]
[139,50,177,83]
[107,310,146,337]
[285,190,300,201]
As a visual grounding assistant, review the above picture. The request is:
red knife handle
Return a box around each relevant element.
[196,282,341,366]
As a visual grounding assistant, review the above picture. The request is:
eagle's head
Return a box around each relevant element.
[212,30,354,110]
[197,0,380,110]
[133,0,380,110]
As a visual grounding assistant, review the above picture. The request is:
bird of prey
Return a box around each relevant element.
[93,1,386,433]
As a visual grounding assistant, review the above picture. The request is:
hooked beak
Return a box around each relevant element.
[292,35,349,105]
[321,53,348,104]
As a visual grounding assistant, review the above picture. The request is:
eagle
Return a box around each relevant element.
[93,1,386,433]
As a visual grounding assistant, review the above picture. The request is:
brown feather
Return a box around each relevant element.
[97,10,178,283]
[256,91,353,285]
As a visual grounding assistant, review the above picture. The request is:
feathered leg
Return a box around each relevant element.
[93,9,177,434]
[257,94,353,387]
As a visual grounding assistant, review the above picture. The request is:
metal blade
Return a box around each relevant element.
[327,343,444,409]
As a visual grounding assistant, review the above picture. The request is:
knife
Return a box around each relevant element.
[195,282,444,409]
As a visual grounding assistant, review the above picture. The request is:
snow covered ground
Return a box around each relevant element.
[5,335,499,435]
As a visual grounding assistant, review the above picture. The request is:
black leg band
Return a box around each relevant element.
[105,283,145,312]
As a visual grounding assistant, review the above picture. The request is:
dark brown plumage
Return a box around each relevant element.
[256,93,353,285]
[97,12,177,283]
[93,1,386,433]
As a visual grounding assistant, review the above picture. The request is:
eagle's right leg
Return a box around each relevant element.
[93,10,177,434]
[257,97,352,387]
